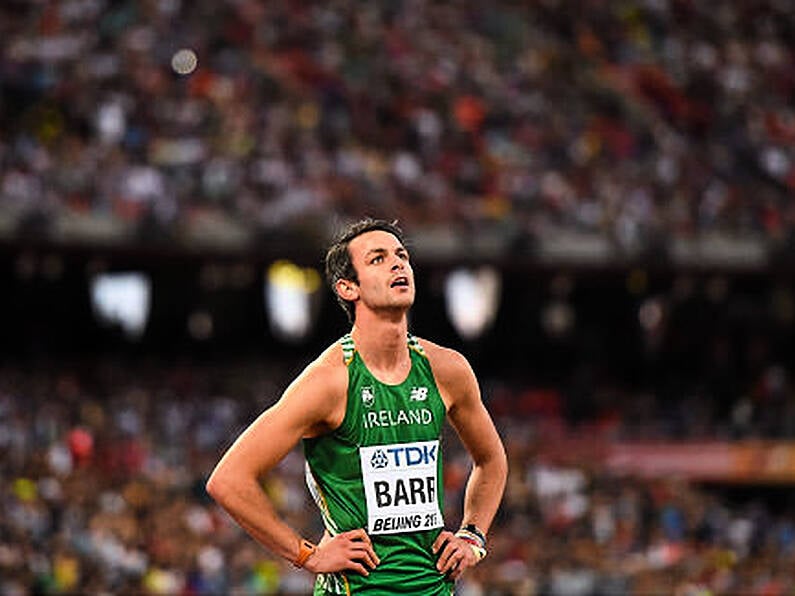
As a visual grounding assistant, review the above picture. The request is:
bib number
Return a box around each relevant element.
[359,440,444,535]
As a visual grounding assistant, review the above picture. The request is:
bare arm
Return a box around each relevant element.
[426,344,508,578]
[205,353,379,575]
[444,352,507,534]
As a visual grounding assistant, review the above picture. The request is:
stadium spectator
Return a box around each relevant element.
[1,353,794,594]
[1,1,794,251]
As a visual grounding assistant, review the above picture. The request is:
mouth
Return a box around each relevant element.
[390,276,409,288]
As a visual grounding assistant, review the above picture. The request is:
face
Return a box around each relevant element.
[341,230,415,315]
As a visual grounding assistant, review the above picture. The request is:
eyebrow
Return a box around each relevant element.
[364,246,408,258]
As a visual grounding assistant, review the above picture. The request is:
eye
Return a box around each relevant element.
[371,255,384,264]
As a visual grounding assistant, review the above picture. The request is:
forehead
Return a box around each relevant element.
[348,230,405,257]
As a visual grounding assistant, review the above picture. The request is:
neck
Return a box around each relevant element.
[350,310,409,370]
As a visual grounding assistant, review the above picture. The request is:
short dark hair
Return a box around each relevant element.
[324,218,406,323]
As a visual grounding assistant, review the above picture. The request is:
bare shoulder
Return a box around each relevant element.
[414,336,478,409]
[281,340,349,435]
[307,340,349,379]
[415,336,473,379]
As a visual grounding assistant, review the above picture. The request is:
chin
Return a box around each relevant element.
[398,289,415,304]
[388,296,414,311]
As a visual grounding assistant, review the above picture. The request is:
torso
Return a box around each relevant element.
[303,333,454,595]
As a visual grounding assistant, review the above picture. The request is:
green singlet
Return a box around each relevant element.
[303,333,454,596]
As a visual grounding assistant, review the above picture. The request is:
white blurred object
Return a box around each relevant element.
[96,101,126,144]
[90,272,151,340]
[197,545,224,576]
[265,261,322,342]
[532,464,586,498]
[171,48,198,75]
[445,267,501,340]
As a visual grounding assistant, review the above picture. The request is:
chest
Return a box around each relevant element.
[346,363,445,447]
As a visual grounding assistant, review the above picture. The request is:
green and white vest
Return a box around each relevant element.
[304,333,453,595]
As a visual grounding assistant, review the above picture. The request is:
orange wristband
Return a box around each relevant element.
[293,539,317,568]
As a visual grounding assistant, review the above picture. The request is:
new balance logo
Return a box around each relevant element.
[409,387,428,402]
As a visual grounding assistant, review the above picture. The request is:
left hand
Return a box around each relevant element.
[432,530,481,580]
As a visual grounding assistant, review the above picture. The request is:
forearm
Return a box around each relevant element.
[209,472,380,576]
[460,452,508,534]
[433,452,507,579]
[207,474,305,563]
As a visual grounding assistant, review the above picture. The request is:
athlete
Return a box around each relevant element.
[206,218,507,594]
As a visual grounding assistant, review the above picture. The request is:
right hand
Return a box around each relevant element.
[304,529,380,576]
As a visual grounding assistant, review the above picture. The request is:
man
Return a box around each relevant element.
[206,218,507,594]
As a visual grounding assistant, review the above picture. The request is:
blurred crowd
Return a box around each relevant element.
[2,0,795,251]
[2,355,794,595]
[4,1,795,594]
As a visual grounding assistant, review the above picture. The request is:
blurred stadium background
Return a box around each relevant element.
[2,1,795,594]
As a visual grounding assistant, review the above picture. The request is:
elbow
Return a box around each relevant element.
[495,447,509,484]
[474,444,508,483]
[205,461,258,509]
[205,468,229,505]
[487,444,509,485]
[205,474,220,502]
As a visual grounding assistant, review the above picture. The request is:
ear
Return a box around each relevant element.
[335,279,359,301]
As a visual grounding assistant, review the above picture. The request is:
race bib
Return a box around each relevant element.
[359,440,444,535]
